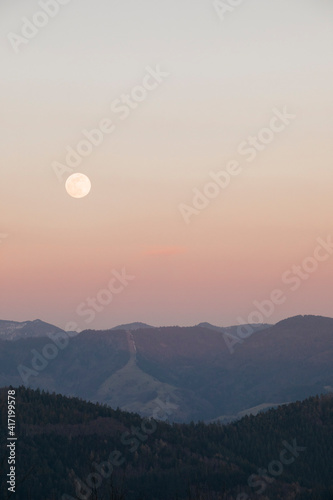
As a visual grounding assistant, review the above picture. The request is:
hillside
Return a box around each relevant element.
[0,387,332,499]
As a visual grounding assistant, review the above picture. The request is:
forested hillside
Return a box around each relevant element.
[0,387,332,499]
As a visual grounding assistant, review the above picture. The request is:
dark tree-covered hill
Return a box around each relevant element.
[0,387,332,499]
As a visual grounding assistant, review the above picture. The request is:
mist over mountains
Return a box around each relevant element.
[0,315,332,423]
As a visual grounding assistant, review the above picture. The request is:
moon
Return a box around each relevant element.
[65,173,91,199]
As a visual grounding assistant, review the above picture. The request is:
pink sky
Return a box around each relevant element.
[1,0,333,329]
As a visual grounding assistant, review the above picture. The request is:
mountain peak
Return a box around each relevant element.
[275,314,332,328]
[111,322,154,331]
[197,322,223,332]
[0,319,63,341]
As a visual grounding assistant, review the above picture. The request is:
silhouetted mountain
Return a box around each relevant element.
[0,387,332,499]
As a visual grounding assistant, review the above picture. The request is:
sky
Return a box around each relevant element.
[1,0,333,330]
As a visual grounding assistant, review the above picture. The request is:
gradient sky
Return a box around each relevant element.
[1,0,333,330]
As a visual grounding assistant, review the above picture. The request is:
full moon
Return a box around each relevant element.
[65,173,91,199]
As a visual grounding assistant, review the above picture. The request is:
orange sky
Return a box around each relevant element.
[1,0,333,329]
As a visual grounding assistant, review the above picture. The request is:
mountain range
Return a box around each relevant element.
[0,315,332,422]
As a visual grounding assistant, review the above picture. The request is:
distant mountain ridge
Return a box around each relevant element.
[0,314,332,422]
[0,319,64,341]
[111,322,154,331]
[196,321,271,334]
[0,319,270,340]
